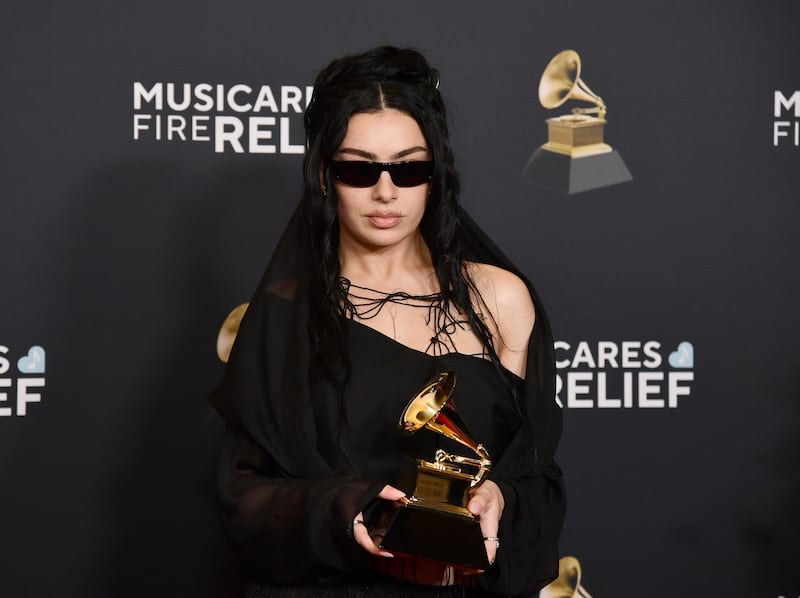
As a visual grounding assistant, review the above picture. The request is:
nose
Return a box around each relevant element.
[372,170,398,202]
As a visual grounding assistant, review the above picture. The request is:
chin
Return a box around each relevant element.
[356,228,414,250]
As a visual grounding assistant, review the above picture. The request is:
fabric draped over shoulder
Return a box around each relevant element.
[210,207,331,478]
[209,205,565,595]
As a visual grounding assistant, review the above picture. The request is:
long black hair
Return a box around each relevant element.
[299,46,501,389]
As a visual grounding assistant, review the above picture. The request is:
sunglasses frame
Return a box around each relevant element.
[328,160,434,188]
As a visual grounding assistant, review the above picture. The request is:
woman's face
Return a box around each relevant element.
[332,109,431,254]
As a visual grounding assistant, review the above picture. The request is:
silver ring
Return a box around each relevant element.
[353,519,365,526]
[483,536,500,549]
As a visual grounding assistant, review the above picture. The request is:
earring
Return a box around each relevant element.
[322,186,328,199]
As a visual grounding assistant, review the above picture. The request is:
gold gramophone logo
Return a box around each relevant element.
[523,49,632,194]
[217,303,248,363]
[540,556,593,598]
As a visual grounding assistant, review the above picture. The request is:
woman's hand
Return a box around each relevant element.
[468,480,505,565]
[352,484,405,558]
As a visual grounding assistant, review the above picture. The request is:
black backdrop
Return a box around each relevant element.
[2,1,799,596]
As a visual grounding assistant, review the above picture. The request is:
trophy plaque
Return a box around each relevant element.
[379,371,492,570]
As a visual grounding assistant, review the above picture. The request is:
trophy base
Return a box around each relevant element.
[521,146,632,194]
[380,500,491,570]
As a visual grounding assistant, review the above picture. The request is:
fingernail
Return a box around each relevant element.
[378,551,394,558]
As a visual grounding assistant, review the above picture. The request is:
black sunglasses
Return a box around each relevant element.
[329,160,434,188]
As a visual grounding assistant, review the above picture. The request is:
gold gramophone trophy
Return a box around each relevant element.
[379,371,492,570]
[522,49,632,194]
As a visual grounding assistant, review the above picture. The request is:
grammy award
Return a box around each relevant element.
[523,49,632,194]
[379,371,492,570]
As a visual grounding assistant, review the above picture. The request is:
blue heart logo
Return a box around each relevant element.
[17,346,46,374]
[668,342,693,368]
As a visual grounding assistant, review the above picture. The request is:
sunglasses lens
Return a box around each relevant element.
[390,162,434,187]
[329,161,434,188]
[330,162,380,187]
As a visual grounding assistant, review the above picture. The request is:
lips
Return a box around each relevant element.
[367,212,402,228]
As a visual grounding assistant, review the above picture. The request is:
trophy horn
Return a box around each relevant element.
[400,371,491,486]
[539,556,592,598]
[538,49,607,120]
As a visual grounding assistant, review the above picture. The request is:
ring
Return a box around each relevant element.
[354,519,365,526]
[483,536,500,549]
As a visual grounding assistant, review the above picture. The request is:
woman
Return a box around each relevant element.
[210,46,565,597]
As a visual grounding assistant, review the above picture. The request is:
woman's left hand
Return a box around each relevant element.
[467,480,505,565]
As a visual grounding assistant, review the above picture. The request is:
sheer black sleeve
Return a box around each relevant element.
[216,427,385,584]
[479,432,566,595]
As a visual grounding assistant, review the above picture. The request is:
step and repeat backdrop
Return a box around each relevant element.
[2,1,798,596]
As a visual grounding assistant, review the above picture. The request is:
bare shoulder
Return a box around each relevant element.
[465,262,535,366]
